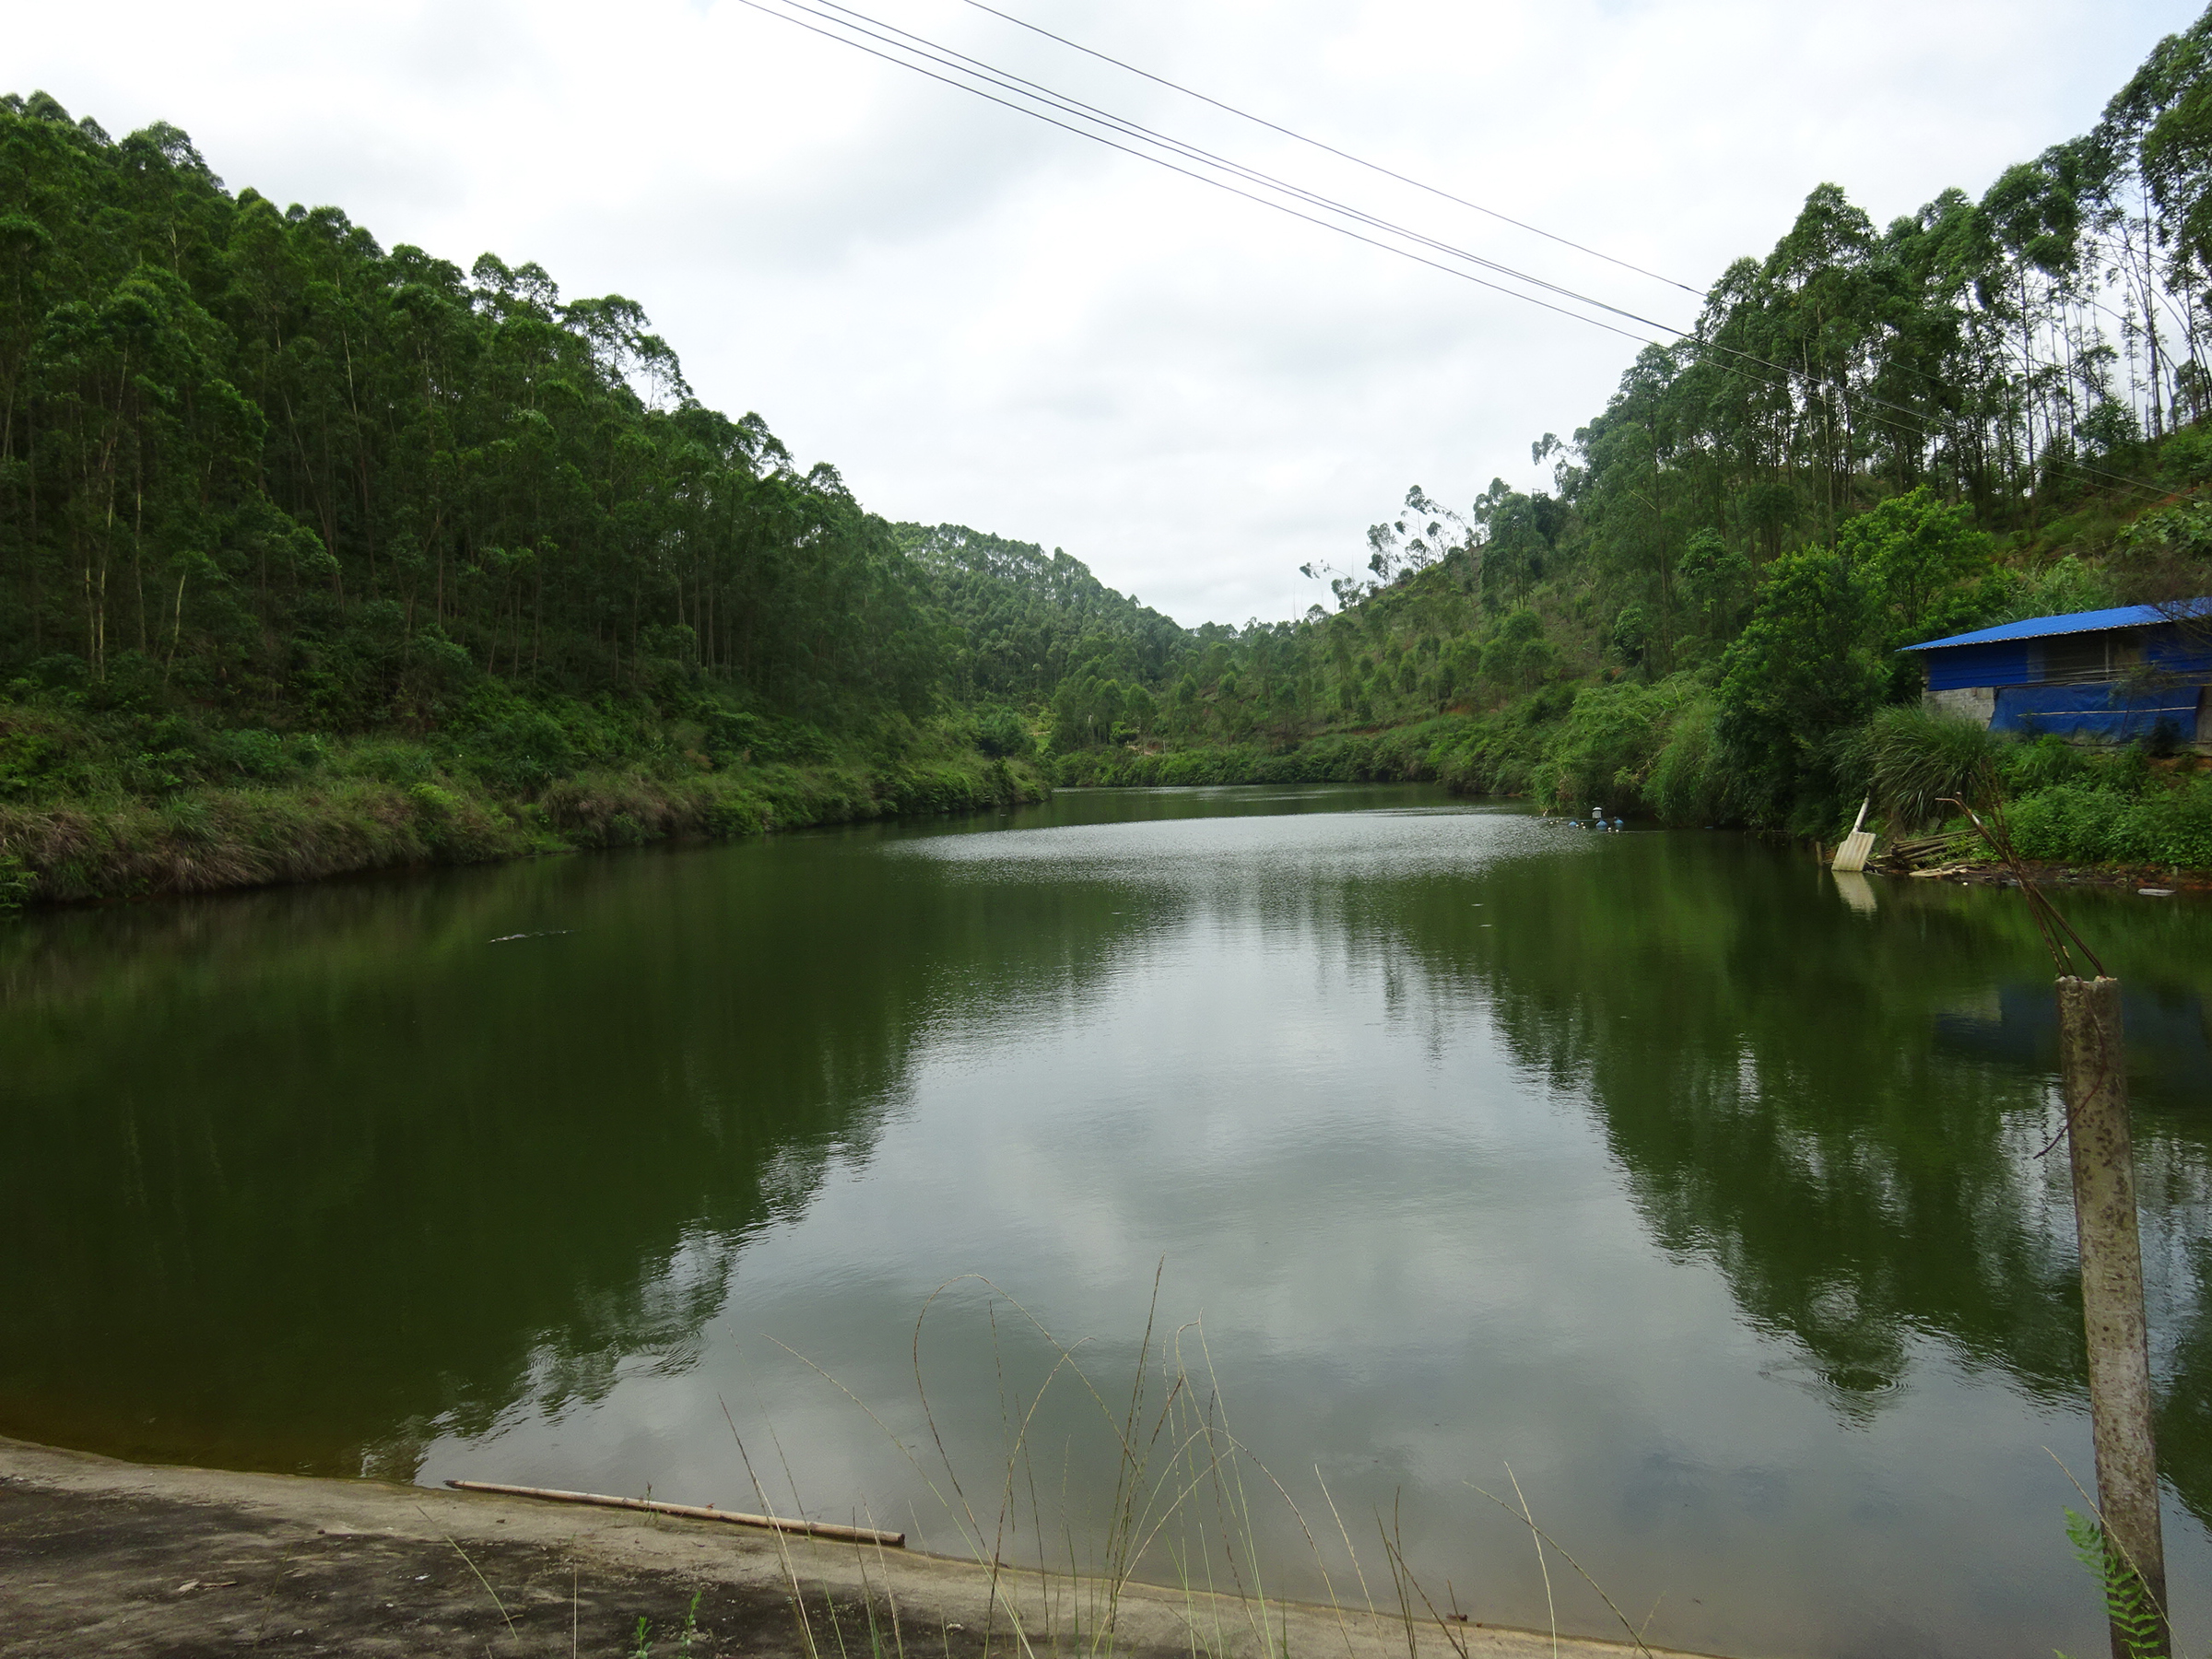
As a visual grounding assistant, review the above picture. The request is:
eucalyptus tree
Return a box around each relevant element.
[0,90,962,724]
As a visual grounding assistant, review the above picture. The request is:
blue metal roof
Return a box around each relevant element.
[1901,599,2212,652]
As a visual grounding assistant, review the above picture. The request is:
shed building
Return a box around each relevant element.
[1901,600,2212,747]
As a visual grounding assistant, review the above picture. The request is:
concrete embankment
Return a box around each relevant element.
[0,1437,1704,1659]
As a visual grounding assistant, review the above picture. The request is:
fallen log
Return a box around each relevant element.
[442,1479,904,1547]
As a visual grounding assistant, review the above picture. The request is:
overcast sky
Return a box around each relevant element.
[10,0,2204,626]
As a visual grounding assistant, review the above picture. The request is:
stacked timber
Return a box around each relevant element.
[1877,829,1987,876]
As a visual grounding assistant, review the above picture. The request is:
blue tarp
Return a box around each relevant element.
[1991,682,2202,740]
[2148,631,2212,675]
[1925,639,2037,690]
[1903,599,2212,652]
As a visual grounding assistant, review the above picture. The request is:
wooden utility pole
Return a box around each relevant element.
[2058,975,2169,1659]
[1946,793,2170,1658]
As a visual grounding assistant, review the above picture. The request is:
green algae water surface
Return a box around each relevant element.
[6,785,2212,1658]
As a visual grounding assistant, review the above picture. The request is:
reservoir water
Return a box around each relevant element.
[6,784,2211,1657]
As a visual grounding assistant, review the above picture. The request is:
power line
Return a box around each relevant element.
[935,0,2181,504]
[733,0,1659,345]
[952,0,2197,453]
[738,0,2174,506]
[947,0,1708,300]
[770,0,2030,495]
[776,0,1694,339]
[767,2,1832,375]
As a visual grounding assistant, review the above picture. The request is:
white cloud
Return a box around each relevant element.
[10,0,2200,625]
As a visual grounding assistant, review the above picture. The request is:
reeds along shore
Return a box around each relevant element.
[715,1274,1688,1659]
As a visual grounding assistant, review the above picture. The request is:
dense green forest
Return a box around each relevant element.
[1041,7,2212,870]
[0,90,1112,903]
[7,6,2212,907]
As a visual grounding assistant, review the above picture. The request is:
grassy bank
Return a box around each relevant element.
[0,672,1048,909]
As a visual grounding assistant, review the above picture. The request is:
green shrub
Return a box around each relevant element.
[403,628,478,694]
[406,780,461,822]
[1539,678,1695,813]
[0,851,32,910]
[973,707,1034,759]
[210,727,297,781]
[700,708,835,767]
[0,725,67,800]
[0,689,1046,904]
[1646,694,1729,825]
[465,707,577,791]
[882,762,985,813]
[2156,423,2212,488]
[24,654,88,693]
[340,739,437,785]
[703,787,768,838]
[2110,776,2212,866]
[1996,734,2094,794]
[2007,776,2212,867]
[123,747,194,794]
[2001,554,2117,622]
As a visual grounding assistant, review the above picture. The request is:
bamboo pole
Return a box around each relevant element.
[2057,976,2168,1659]
[443,1479,904,1547]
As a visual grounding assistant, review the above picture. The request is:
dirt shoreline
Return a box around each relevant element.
[1840,858,2212,891]
[0,1437,1704,1659]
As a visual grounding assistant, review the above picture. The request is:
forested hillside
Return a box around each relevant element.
[1047,8,2212,871]
[0,91,1112,903]
[893,523,1192,703]
[0,100,954,710]
[10,5,2212,907]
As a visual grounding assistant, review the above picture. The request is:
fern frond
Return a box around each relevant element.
[2060,1508,2167,1659]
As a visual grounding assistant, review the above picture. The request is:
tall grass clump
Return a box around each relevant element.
[1854,705,2001,830]
[727,1274,1672,1659]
